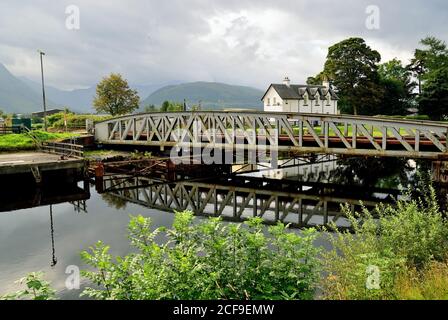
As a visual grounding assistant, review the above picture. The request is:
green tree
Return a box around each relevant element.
[409,37,448,94]
[418,66,448,120]
[144,104,157,113]
[318,37,382,115]
[377,59,416,115]
[93,73,140,116]
[160,100,170,112]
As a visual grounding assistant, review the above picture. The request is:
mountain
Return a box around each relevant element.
[20,78,177,113]
[141,81,264,110]
[0,63,58,114]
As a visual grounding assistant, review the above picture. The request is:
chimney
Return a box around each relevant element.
[283,76,291,87]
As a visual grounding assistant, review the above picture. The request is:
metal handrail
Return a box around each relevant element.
[40,141,84,158]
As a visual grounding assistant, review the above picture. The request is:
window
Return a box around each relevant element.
[273,97,277,105]
[303,95,308,105]
[267,98,270,105]
[315,95,319,106]
[326,95,331,106]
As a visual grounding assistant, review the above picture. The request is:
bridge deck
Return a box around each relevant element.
[94,112,448,160]
[0,152,85,176]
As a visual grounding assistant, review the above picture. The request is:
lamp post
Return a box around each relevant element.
[38,50,47,131]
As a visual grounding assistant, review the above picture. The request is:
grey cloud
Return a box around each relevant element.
[0,0,446,90]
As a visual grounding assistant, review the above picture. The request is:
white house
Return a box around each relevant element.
[261,77,339,114]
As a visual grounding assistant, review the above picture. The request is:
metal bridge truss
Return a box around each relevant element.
[95,112,448,160]
[102,176,396,229]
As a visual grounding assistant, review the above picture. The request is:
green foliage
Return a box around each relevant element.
[376,58,416,116]
[93,73,140,116]
[321,185,448,300]
[320,37,382,115]
[395,260,448,299]
[80,212,321,300]
[143,104,157,112]
[51,113,112,129]
[418,66,448,120]
[160,100,184,112]
[0,130,79,151]
[0,272,56,300]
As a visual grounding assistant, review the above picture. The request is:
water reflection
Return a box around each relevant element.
[0,156,430,298]
[49,205,57,267]
[99,174,400,229]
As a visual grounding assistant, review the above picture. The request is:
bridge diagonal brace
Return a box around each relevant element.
[389,127,414,152]
[421,129,447,152]
[328,122,351,149]
[357,124,382,150]
[303,120,324,148]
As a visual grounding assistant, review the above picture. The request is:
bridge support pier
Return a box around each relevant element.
[431,161,448,185]
[431,161,448,212]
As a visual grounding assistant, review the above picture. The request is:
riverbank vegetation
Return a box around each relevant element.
[80,213,320,300]
[0,130,79,151]
[2,182,448,300]
[320,185,448,299]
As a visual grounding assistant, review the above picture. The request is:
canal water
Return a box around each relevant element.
[0,157,433,299]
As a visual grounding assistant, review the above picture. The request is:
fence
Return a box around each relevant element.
[40,142,84,158]
[0,126,26,135]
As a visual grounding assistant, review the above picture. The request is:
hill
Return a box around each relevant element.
[0,63,57,114]
[141,82,264,110]
[20,78,171,114]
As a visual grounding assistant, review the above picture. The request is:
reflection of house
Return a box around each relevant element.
[262,77,339,114]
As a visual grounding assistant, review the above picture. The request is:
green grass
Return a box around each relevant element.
[0,131,80,152]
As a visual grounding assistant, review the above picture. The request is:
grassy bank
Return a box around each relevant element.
[0,131,80,152]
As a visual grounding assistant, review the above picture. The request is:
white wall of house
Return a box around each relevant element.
[299,94,338,114]
[263,86,286,112]
[263,87,339,114]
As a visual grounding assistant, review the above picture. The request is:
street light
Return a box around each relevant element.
[38,50,47,131]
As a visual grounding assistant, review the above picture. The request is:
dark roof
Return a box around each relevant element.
[261,84,339,101]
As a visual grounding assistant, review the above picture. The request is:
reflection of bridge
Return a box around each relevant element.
[95,111,448,160]
[101,175,398,229]
[0,180,90,212]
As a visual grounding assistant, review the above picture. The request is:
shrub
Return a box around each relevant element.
[395,260,448,300]
[80,212,321,300]
[0,272,56,300]
[51,113,112,129]
[320,185,448,300]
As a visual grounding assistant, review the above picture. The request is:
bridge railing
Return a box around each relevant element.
[41,142,84,158]
[94,111,448,160]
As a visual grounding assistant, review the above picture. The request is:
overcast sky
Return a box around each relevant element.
[0,0,446,90]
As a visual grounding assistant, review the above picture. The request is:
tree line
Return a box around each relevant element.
[307,36,448,120]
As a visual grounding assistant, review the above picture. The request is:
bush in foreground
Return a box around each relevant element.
[320,185,448,300]
[80,212,321,300]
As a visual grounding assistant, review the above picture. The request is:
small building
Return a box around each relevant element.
[31,109,64,118]
[261,77,339,114]
[0,117,4,128]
